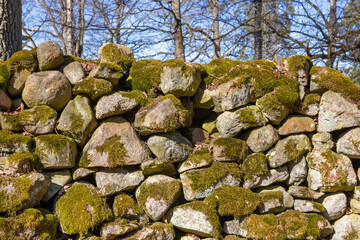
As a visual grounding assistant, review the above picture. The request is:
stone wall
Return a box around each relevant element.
[0,41,360,240]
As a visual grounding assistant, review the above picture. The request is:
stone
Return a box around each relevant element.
[280,55,312,86]
[147,132,192,163]
[0,172,50,213]
[22,71,72,111]
[95,168,144,196]
[89,62,125,85]
[288,186,325,200]
[159,62,202,97]
[55,183,113,235]
[287,156,308,186]
[72,77,113,101]
[43,169,72,201]
[134,95,189,136]
[0,89,12,111]
[100,218,140,240]
[293,199,325,213]
[188,127,209,144]
[136,175,182,220]
[36,41,64,71]
[0,129,33,154]
[278,116,316,135]
[63,61,85,85]
[169,201,221,238]
[122,223,175,240]
[113,193,144,220]
[141,159,177,177]
[312,132,334,151]
[336,127,360,159]
[257,186,294,214]
[294,93,321,117]
[56,95,98,146]
[95,91,144,119]
[212,137,249,162]
[72,167,96,181]
[180,162,242,201]
[267,134,312,168]
[246,125,279,153]
[178,152,213,173]
[98,43,134,70]
[79,117,150,168]
[35,134,77,169]
[202,119,217,134]
[0,112,22,131]
[242,166,289,189]
[212,80,252,112]
[256,92,290,125]
[332,214,360,240]
[193,86,214,108]
[0,152,37,176]
[216,105,267,138]
[306,150,357,192]
[354,186,360,200]
[320,192,347,221]
[19,105,57,135]
[350,198,360,213]
[318,91,360,132]
[8,69,31,97]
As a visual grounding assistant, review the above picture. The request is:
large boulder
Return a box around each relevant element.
[136,175,182,220]
[19,105,57,135]
[79,117,150,168]
[36,41,64,71]
[306,150,357,192]
[336,127,360,159]
[22,71,72,111]
[318,91,360,132]
[134,95,190,135]
[56,95,98,146]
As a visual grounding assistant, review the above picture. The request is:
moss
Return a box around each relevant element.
[92,62,125,86]
[19,105,57,125]
[35,134,73,156]
[243,214,286,240]
[73,77,113,101]
[223,236,246,240]
[100,43,133,71]
[55,183,113,236]
[7,152,43,170]
[113,194,143,219]
[78,152,91,168]
[274,85,299,106]
[0,208,58,240]
[1,113,22,131]
[142,160,176,177]
[179,201,221,238]
[310,66,360,107]
[184,152,212,166]
[129,59,163,94]
[259,191,284,203]
[137,178,181,210]
[204,186,261,218]
[306,213,324,238]
[0,62,10,91]
[94,135,128,168]
[279,210,307,239]
[63,54,97,64]
[121,90,149,106]
[242,153,269,179]
[0,129,33,153]
[0,174,35,213]
[311,201,325,212]
[213,137,249,162]
[185,162,242,192]
[6,49,38,72]
[302,93,321,108]
[281,55,313,77]
[284,138,304,163]
[148,222,175,238]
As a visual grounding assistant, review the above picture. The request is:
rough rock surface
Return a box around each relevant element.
[278,116,316,135]
[332,214,360,240]
[36,41,64,71]
[320,192,347,221]
[246,124,279,153]
[336,127,360,159]
[19,105,57,135]
[63,61,86,85]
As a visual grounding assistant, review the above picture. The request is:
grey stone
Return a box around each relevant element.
[278,116,316,135]
[287,156,308,186]
[246,125,279,153]
[320,192,347,221]
[336,127,360,159]
[100,218,140,240]
[63,61,85,85]
[43,169,72,201]
[312,132,334,151]
[293,199,324,213]
[242,166,289,189]
[288,186,325,200]
[19,105,57,135]
[332,214,360,240]
[36,41,64,71]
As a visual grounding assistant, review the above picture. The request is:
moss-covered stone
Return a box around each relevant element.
[0,113,22,131]
[99,43,134,71]
[63,54,97,65]
[89,62,125,86]
[121,90,149,106]
[19,105,57,135]
[73,77,113,101]
[178,152,213,173]
[310,66,360,107]
[6,49,38,72]
[113,193,143,219]
[0,62,10,91]
[55,183,113,236]
[212,137,249,162]
[141,160,177,177]
[7,152,42,172]
[242,214,286,240]
[278,210,308,239]
[0,208,58,240]
[242,153,269,180]
[0,129,33,154]
[204,186,260,218]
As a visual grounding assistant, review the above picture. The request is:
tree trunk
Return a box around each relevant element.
[61,0,75,55]
[326,0,337,68]
[115,0,125,44]
[253,0,263,60]
[210,0,220,59]
[75,0,85,57]
[0,0,22,60]
[172,0,185,61]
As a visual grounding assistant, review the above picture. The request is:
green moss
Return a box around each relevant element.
[279,210,307,239]
[121,90,149,106]
[35,134,74,156]
[0,174,34,213]
[185,162,242,192]
[137,178,181,211]
[311,201,325,212]
[148,222,175,238]
[129,59,163,93]
[0,129,33,153]
[194,148,209,155]
[274,85,299,106]
[0,208,58,240]
[93,62,125,86]
[55,183,113,236]
[113,194,143,219]
[1,113,22,131]
[142,160,176,177]
[242,153,269,179]
[306,213,324,238]
[6,49,38,72]
[310,66,360,107]
[284,138,304,163]
[281,55,313,77]
[94,135,128,168]
[204,186,261,218]
[183,152,212,166]
[73,77,113,101]
[100,43,133,71]
[243,214,286,240]
[179,201,221,238]
[302,93,321,108]
[7,152,43,170]
[78,152,91,168]
[19,105,57,125]
[213,137,249,162]
[223,236,246,240]
[259,191,284,203]
[0,62,10,91]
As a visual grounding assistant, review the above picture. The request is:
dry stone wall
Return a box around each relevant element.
[0,41,360,240]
